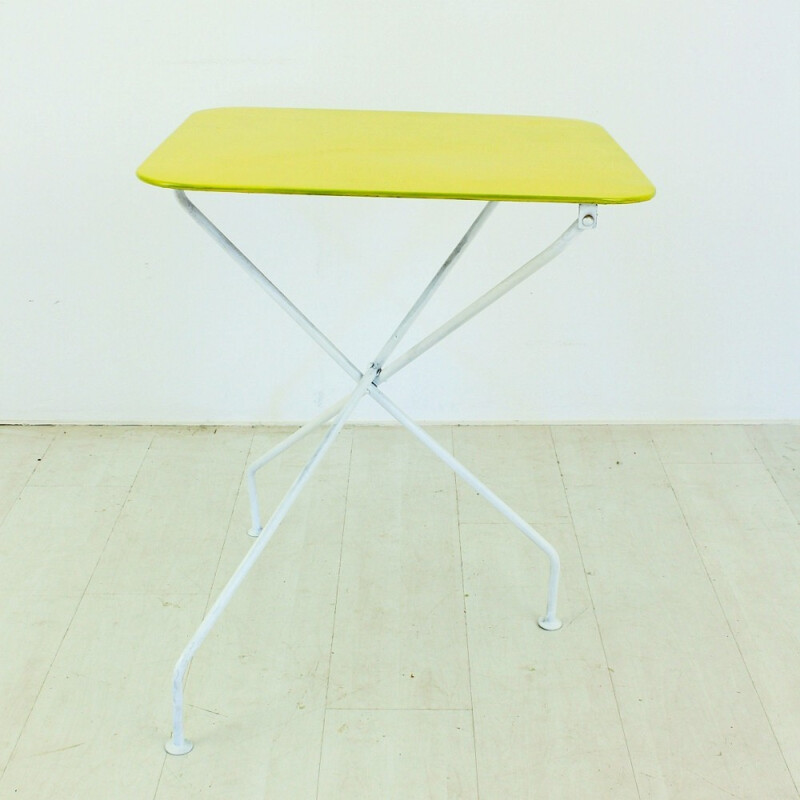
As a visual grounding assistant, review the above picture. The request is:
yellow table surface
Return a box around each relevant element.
[137,107,655,204]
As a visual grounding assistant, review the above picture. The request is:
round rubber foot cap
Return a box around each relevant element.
[165,739,194,755]
[538,616,563,631]
[247,527,262,538]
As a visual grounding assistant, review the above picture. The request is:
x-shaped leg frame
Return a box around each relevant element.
[165,191,597,754]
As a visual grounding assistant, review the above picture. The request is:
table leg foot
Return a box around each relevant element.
[247,526,262,538]
[538,616,563,631]
[165,738,193,755]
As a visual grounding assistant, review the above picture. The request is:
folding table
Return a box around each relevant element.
[137,107,655,754]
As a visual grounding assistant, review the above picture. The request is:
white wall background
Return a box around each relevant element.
[1,2,798,423]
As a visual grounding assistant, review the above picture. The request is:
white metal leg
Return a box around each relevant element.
[166,193,593,752]
[370,201,496,369]
[368,385,561,629]
[175,191,362,382]
[165,368,377,755]
[246,394,351,536]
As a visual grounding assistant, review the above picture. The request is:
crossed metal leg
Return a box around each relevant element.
[165,191,596,754]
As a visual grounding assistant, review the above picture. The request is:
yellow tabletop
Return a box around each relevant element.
[137,107,654,204]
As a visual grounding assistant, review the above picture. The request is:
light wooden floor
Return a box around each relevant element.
[0,424,798,799]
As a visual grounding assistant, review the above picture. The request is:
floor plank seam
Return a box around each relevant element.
[451,426,482,800]
[657,446,800,798]
[548,425,643,800]
[0,429,154,784]
[0,430,57,531]
[749,428,800,529]
[200,428,258,621]
[316,429,355,800]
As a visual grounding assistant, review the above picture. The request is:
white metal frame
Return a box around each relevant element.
[165,191,595,754]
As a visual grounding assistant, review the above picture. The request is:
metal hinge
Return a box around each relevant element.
[578,204,598,229]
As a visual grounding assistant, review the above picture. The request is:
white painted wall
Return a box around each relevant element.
[1,2,798,423]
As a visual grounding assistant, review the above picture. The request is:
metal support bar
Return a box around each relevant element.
[378,218,584,383]
[175,190,362,382]
[371,202,496,369]
[246,394,351,536]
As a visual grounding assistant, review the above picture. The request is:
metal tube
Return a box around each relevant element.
[175,190,362,382]
[246,393,351,536]
[165,367,377,755]
[367,385,562,631]
[371,202,497,369]
[378,220,582,384]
